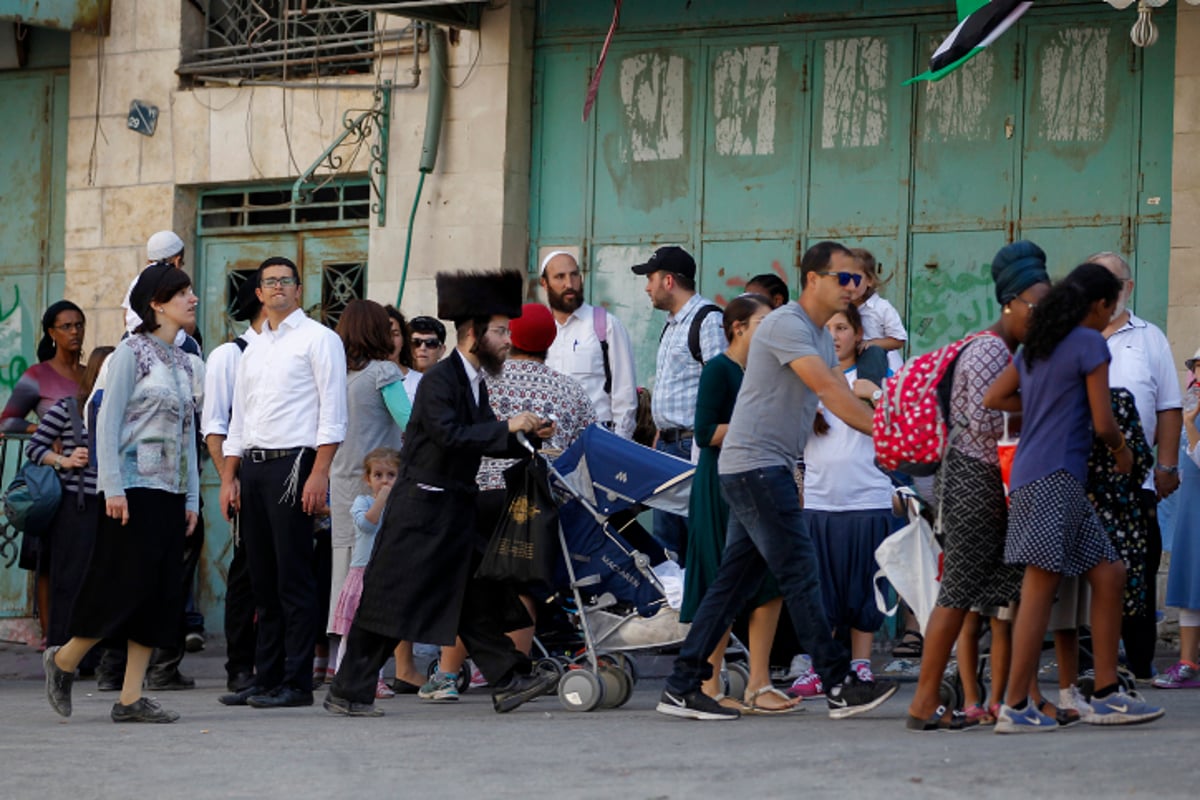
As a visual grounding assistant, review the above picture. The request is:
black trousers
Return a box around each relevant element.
[333,567,532,706]
[1121,489,1163,679]
[241,450,319,692]
[224,535,257,680]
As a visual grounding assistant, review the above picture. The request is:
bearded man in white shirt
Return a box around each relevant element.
[218,256,348,709]
[541,251,638,439]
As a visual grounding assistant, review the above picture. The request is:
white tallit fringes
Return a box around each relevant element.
[279,450,304,506]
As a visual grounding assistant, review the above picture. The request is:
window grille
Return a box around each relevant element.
[199,181,370,234]
[180,0,412,81]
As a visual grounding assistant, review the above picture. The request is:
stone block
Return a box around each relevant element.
[1171,190,1200,250]
[423,171,504,229]
[70,31,99,59]
[139,109,175,184]
[1179,5,1200,77]
[68,57,99,119]
[64,188,103,250]
[445,65,509,123]
[65,246,140,310]
[170,91,211,185]
[135,0,183,52]
[1174,75,1200,134]
[100,50,180,118]
[102,185,174,248]
[66,115,137,190]
[207,89,255,181]
[1172,132,1200,192]
[101,0,138,56]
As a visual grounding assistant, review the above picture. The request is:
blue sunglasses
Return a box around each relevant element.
[816,271,863,288]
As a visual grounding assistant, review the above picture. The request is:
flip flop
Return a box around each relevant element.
[712,692,749,712]
[743,685,799,715]
[906,705,979,733]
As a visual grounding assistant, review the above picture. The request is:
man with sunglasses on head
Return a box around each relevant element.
[632,246,725,563]
[408,316,447,373]
[657,240,897,721]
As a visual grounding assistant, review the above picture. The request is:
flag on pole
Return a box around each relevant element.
[905,0,1033,85]
[583,0,623,122]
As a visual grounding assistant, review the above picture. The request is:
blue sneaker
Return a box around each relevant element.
[1088,690,1165,726]
[418,671,460,702]
[994,703,1057,734]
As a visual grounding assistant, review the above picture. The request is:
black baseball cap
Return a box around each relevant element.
[630,246,696,280]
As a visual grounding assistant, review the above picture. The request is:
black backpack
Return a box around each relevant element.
[660,304,722,365]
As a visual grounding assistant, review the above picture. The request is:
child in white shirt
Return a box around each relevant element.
[850,248,908,373]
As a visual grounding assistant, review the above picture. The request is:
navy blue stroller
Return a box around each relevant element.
[534,425,700,711]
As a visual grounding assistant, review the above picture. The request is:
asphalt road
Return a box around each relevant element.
[0,641,1193,800]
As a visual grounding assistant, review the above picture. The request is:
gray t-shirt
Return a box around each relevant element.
[719,302,835,475]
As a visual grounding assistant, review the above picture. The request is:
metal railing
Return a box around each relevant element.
[0,433,32,569]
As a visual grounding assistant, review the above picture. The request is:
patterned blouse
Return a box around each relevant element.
[947,333,1011,465]
[95,334,203,512]
[476,359,596,491]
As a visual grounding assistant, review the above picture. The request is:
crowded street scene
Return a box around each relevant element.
[0,0,1197,797]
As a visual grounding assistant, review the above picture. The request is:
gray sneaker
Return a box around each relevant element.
[418,671,460,702]
[111,697,180,723]
[43,646,74,718]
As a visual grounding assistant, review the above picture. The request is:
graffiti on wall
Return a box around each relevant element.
[0,285,26,398]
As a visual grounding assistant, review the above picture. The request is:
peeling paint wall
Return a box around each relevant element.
[1038,27,1108,143]
[712,45,777,156]
[619,52,686,162]
[821,36,888,149]
[921,47,995,143]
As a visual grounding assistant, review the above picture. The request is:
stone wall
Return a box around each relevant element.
[62,0,532,348]
[1171,3,1200,378]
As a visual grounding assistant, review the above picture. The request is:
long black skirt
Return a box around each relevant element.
[47,493,102,646]
[69,488,186,649]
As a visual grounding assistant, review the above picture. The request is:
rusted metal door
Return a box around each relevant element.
[0,67,67,620]
[530,4,1174,382]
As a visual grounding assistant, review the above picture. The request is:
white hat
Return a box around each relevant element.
[539,250,576,276]
[146,230,184,261]
[1186,347,1200,370]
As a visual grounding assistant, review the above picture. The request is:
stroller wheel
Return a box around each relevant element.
[597,665,628,709]
[938,674,963,711]
[558,669,604,712]
[725,662,750,703]
[597,653,639,687]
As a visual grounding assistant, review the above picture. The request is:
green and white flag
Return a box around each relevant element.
[905,0,1033,85]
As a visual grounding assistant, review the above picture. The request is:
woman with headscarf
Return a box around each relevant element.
[42,264,203,724]
[905,241,1051,732]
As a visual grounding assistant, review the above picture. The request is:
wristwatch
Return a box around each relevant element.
[1155,464,1179,476]
[871,389,883,405]
[52,455,64,471]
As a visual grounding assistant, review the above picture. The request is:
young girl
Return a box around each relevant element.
[983,262,1163,731]
[789,304,899,699]
[849,248,907,373]
[331,447,400,699]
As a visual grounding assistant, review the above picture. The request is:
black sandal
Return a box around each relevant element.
[905,705,979,733]
[1036,698,1080,727]
[891,629,923,658]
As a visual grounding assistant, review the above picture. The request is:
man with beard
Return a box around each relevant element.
[325,270,560,718]
[542,251,638,438]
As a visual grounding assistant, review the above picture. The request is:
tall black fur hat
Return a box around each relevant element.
[436,270,525,322]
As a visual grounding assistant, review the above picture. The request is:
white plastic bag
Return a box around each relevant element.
[874,488,942,636]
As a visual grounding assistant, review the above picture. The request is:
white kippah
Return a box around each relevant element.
[539,249,576,276]
[146,230,184,261]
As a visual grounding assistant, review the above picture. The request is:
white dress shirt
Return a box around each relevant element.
[459,349,483,406]
[200,326,259,438]
[545,302,638,439]
[1107,313,1183,492]
[224,308,348,455]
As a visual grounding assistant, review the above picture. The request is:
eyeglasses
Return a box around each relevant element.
[261,276,298,288]
[53,322,85,332]
[411,337,442,349]
[1012,296,1037,312]
[486,325,511,337]
[815,271,863,288]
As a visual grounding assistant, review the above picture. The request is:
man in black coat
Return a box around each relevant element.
[326,270,558,717]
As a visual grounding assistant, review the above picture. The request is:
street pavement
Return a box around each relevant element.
[0,640,1194,800]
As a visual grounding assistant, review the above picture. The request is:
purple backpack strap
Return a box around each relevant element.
[592,306,611,395]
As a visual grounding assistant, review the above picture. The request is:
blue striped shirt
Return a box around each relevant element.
[651,293,726,431]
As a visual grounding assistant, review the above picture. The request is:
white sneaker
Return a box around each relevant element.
[1059,684,1094,723]
[783,654,813,681]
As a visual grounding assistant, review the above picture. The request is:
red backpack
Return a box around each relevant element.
[872,333,998,476]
